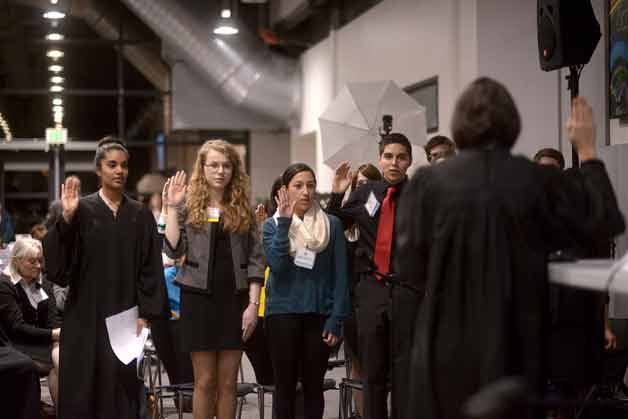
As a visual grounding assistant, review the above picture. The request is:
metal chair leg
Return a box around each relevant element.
[178,390,184,419]
[257,387,265,419]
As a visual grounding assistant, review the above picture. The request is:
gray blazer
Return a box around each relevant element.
[163,208,265,292]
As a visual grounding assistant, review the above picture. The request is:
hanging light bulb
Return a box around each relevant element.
[50,76,64,84]
[50,85,64,92]
[48,64,63,72]
[52,98,63,106]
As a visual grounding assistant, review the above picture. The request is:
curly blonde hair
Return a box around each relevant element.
[186,139,252,233]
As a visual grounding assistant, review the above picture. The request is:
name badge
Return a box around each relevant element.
[364,191,380,217]
[207,207,220,223]
[294,248,316,270]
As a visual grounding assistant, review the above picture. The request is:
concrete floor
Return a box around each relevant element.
[41,347,351,419]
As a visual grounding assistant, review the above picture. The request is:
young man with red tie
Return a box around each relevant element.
[328,133,417,419]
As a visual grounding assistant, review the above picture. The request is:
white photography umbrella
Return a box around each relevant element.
[319,80,427,169]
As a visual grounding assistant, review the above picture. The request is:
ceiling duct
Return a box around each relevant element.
[120,0,300,124]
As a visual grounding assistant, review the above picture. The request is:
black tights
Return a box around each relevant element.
[266,314,331,419]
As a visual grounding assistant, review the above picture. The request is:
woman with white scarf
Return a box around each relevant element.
[262,163,350,419]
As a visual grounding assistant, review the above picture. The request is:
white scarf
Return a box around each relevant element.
[274,201,330,256]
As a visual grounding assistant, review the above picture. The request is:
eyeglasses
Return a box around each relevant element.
[203,162,233,171]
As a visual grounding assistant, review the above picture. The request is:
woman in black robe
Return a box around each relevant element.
[396,78,625,419]
[43,137,168,419]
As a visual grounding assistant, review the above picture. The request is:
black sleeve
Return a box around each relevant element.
[395,167,431,292]
[540,160,625,252]
[326,187,367,230]
[0,282,52,344]
[42,281,61,329]
[136,208,169,320]
[42,213,80,288]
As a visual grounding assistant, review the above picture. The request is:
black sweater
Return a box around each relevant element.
[0,273,60,345]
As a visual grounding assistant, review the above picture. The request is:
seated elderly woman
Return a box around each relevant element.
[0,237,61,406]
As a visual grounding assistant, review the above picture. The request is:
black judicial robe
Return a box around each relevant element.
[43,192,168,419]
[395,149,625,419]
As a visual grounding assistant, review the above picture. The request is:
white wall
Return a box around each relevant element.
[250,130,291,202]
[476,0,562,158]
[297,0,477,191]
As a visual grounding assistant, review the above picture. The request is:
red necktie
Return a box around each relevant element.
[374,186,397,280]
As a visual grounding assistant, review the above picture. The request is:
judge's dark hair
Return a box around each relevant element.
[451,77,521,150]
[378,133,413,160]
[94,136,130,169]
[534,148,565,170]
[425,135,455,158]
[282,163,317,187]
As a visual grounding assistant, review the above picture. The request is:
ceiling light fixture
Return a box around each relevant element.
[52,98,63,106]
[50,85,64,92]
[50,76,64,84]
[43,11,65,19]
[53,105,64,113]
[46,49,64,59]
[48,64,63,72]
[46,33,64,41]
[214,1,239,35]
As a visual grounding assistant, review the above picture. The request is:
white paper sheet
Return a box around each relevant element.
[105,306,149,365]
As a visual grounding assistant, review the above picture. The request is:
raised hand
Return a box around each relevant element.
[167,171,187,207]
[332,161,353,193]
[61,176,80,223]
[566,97,596,161]
[255,203,267,225]
[275,186,295,219]
[161,178,170,209]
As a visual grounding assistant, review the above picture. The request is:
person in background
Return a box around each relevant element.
[328,133,417,419]
[534,146,616,419]
[396,79,625,419]
[150,254,194,412]
[245,176,283,387]
[0,201,15,246]
[29,223,68,316]
[424,135,456,165]
[164,139,264,419]
[43,137,168,419]
[0,238,61,407]
[534,147,565,170]
[342,163,382,418]
[263,163,349,419]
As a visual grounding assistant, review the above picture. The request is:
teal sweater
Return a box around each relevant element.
[262,214,349,336]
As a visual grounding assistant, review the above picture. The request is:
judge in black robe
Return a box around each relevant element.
[44,192,168,418]
[396,78,625,419]
[43,139,168,419]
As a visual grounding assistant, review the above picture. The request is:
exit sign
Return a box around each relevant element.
[46,127,68,144]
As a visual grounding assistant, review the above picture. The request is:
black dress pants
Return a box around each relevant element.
[356,277,420,419]
[266,314,331,419]
[245,316,274,385]
[0,346,41,419]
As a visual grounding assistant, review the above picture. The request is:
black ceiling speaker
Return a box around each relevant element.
[538,0,601,71]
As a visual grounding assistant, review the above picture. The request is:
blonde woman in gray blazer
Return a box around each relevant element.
[164,139,264,419]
